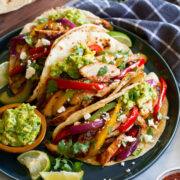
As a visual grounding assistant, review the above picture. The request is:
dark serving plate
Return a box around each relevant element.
[0,25,179,180]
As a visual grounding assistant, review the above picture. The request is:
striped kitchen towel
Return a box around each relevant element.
[72,0,180,86]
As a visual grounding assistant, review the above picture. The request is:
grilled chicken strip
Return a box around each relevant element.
[79,62,120,79]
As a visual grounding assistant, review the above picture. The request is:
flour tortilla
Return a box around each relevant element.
[0,0,35,14]
[28,24,130,102]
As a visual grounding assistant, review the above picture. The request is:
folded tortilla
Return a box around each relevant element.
[28,24,130,102]
[0,0,35,14]
[8,6,112,95]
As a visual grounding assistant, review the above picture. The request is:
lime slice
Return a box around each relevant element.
[108,31,132,47]
[0,62,9,89]
[40,171,84,180]
[17,150,51,180]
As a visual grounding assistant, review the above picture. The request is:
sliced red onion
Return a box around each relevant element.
[146,79,158,86]
[69,119,105,135]
[117,128,142,160]
[8,34,27,56]
[53,119,105,144]
[56,18,77,28]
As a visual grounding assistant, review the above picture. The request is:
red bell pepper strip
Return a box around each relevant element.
[28,44,52,55]
[9,65,25,77]
[53,120,105,144]
[29,49,50,60]
[9,49,50,77]
[153,78,167,121]
[118,106,139,133]
[88,44,103,55]
[29,46,45,55]
[47,78,106,91]
[113,59,146,80]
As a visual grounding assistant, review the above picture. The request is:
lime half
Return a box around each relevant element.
[17,150,51,180]
[40,171,84,180]
[0,61,9,89]
[108,31,132,47]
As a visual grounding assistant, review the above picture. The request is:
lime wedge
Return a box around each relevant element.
[17,150,51,180]
[108,31,132,47]
[40,171,84,180]
[0,62,9,89]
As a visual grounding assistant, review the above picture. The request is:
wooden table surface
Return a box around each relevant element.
[0,0,70,37]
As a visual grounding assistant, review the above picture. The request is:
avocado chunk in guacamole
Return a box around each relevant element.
[49,9,90,25]
[0,103,41,147]
[50,44,96,79]
[120,83,157,111]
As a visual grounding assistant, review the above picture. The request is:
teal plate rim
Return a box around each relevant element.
[0,24,179,180]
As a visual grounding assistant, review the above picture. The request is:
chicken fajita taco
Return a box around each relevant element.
[45,72,168,166]
[28,24,146,113]
[6,6,112,102]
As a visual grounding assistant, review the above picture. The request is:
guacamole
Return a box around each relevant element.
[50,44,96,79]
[49,9,90,25]
[0,104,41,147]
[120,83,157,110]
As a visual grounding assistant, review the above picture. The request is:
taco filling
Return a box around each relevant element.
[45,71,168,166]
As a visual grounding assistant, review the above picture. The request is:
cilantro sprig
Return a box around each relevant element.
[58,139,91,158]
[97,66,108,76]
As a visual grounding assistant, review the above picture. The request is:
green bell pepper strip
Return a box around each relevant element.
[90,102,117,121]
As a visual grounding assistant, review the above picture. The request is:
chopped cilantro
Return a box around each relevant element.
[65,90,74,99]
[92,86,96,90]
[109,61,115,65]
[84,80,91,83]
[146,116,152,121]
[71,141,90,154]
[37,18,48,24]
[5,69,9,78]
[15,82,21,88]
[54,158,71,172]
[102,55,108,63]
[58,139,91,158]
[25,36,34,45]
[139,135,143,142]
[46,80,58,93]
[132,148,142,156]
[53,157,83,172]
[97,66,108,76]
[66,23,70,27]
[108,125,112,135]
[122,140,127,147]
[157,112,163,120]
[117,61,126,70]
[147,127,153,136]
[30,62,40,71]
[74,45,84,55]
[58,139,73,158]
[83,96,91,101]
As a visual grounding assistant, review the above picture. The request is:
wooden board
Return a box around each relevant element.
[0,0,70,37]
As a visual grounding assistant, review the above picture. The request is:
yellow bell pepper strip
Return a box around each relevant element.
[88,103,121,157]
[101,134,125,167]
[30,21,54,36]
